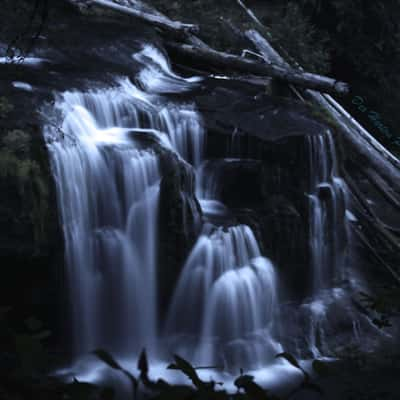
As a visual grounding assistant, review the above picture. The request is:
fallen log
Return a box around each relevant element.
[245,29,288,67]
[68,0,348,94]
[165,42,349,95]
[245,29,306,100]
[68,0,199,35]
[247,28,400,187]
[69,0,214,49]
[236,0,264,29]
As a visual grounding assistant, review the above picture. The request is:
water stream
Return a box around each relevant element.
[44,43,370,389]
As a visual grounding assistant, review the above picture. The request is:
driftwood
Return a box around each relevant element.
[70,0,199,35]
[71,0,397,186]
[236,0,264,29]
[246,28,400,188]
[166,42,349,95]
[68,0,348,95]
[245,29,288,67]
[313,92,400,188]
[245,23,400,281]
[245,29,306,101]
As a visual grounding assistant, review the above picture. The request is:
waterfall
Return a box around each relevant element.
[165,128,281,369]
[44,45,205,357]
[165,225,281,370]
[44,41,368,385]
[308,130,348,293]
[45,87,162,356]
[306,129,358,357]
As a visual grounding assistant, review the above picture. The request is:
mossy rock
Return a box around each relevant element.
[0,148,49,246]
[0,96,14,118]
[2,129,31,155]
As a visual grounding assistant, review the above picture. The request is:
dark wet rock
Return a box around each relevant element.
[187,83,326,298]
[158,149,201,315]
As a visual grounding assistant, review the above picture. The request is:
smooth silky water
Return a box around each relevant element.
[44,44,372,395]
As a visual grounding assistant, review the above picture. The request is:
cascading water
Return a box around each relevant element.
[165,225,281,370]
[45,45,205,358]
[308,130,348,293]
[44,41,371,390]
[304,129,371,358]
[45,86,163,356]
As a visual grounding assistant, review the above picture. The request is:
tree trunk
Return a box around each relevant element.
[69,0,198,35]
[247,28,400,188]
[166,42,349,95]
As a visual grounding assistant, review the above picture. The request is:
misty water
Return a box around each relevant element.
[44,43,380,394]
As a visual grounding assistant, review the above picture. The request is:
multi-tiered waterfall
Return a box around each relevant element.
[45,43,371,386]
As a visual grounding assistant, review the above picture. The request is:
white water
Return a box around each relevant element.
[165,225,281,370]
[45,42,369,389]
[46,87,162,356]
[45,45,205,357]
[12,81,33,91]
[305,130,371,358]
[308,130,348,293]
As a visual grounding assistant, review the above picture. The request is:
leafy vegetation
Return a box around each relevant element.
[0,129,49,245]
[265,3,331,74]
[278,0,400,154]
[93,349,324,400]
[0,97,14,118]
[0,308,115,400]
[360,286,400,329]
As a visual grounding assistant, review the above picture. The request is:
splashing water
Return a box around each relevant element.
[165,225,281,371]
[44,42,372,389]
[45,45,204,357]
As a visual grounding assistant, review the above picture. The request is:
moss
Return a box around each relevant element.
[306,101,342,132]
[0,132,50,246]
[0,97,14,118]
[2,129,31,154]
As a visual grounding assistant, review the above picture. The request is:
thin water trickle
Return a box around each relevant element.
[308,130,348,294]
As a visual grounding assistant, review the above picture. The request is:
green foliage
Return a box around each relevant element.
[0,309,51,377]
[276,353,323,397]
[93,349,138,398]
[359,287,400,329]
[276,352,303,371]
[167,354,216,391]
[0,147,49,244]
[267,3,331,74]
[0,97,14,118]
[288,0,400,149]
[93,349,325,400]
[318,1,399,81]
[0,122,50,246]
[234,374,274,400]
[2,129,31,154]
[0,309,116,400]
